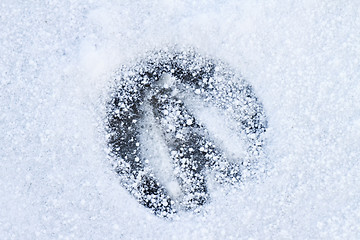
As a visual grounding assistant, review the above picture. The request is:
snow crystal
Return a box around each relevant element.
[1,0,359,239]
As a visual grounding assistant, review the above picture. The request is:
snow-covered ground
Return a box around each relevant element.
[1,0,359,239]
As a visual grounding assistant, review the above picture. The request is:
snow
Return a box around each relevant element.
[1,0,360,239]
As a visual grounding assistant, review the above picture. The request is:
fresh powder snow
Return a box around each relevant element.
[1,0,359,239]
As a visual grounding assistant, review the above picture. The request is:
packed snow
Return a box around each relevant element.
[105,48,267,216]
[1,0,359,239]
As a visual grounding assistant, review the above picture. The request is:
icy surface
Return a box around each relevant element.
[1,0,360,239]
[105,49,267,216]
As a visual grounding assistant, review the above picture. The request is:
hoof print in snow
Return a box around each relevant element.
[106,48,267,217]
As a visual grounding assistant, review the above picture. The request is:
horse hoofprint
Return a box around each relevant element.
[106,48,267,217]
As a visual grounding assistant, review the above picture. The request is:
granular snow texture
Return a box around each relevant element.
[1,0,359,239]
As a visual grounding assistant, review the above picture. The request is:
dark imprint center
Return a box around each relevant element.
[106,49,267,217]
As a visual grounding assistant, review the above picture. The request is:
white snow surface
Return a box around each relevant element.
[1,0,360,239]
